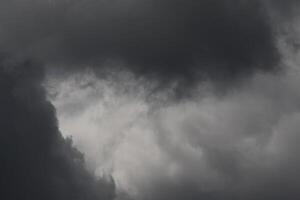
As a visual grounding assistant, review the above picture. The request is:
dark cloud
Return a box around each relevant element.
[0,0,281,92]
[0,56,116,200]
[1,1,300,200]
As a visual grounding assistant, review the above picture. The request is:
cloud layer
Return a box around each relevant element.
[1,0,300,200]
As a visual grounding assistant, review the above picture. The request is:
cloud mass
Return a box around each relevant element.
[49,48,300,199]
[1,0,300,200]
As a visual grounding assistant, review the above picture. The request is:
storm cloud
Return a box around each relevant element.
[49,39,300,200]
[0,0,284,91]
[1,0,300,200]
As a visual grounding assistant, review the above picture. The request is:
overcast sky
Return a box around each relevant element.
[1,1,300,200]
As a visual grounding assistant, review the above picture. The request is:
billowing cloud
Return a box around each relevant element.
[48,37,300,199]
[1,0,300,200]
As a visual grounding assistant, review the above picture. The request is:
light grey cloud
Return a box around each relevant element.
[48,37,300,200]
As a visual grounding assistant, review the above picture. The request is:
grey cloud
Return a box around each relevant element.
[1,1,300,200]
[50,41,300,200]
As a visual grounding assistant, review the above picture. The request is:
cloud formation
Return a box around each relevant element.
[49,39,300,199]
[1,0,300,200]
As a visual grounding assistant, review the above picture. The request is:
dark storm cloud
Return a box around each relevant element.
[0,56,116,200]
[0,0,282,91]
[1,1,300,200]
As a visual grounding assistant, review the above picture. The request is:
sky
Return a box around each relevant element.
[1,0,300,200]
